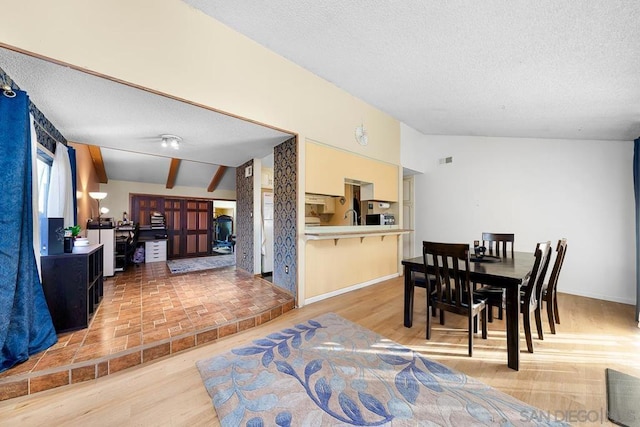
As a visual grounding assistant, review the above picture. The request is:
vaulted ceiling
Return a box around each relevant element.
[2,1,639,194]
[183,0,640,141]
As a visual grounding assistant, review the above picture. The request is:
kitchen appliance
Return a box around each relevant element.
[365,213,395,225]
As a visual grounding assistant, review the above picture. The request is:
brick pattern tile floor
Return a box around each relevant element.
[0,262,295,401]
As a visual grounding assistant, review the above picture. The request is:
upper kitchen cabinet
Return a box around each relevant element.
[305,141,398,202]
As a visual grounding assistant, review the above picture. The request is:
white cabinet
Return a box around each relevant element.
[87,228,114,276]
[145,240,167,263]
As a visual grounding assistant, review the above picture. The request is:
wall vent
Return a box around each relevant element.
[438,156,453,165]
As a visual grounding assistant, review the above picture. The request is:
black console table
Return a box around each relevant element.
[41,244,104,333]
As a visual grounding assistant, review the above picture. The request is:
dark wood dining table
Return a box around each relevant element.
[402,251,535,371]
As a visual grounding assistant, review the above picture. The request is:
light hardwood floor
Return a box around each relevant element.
[0,277,638,426]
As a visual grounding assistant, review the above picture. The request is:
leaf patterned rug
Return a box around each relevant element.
[196,313,567,426]
[166,254,235,274]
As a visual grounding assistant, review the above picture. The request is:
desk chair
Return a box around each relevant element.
[124,224,140,267]
[213,215,235,253]
[423,241,488,357]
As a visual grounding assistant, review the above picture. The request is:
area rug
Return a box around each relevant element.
[606,368,640,427]
[197,313,567,426]
[166,254,235,274]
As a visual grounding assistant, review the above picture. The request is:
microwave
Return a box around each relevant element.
[365,214,395,225]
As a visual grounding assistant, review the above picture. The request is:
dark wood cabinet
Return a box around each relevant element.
[131,196,163,228]
[131,195,214,259]
[41,244,104,333]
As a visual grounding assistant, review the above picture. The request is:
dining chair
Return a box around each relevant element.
[423,241,488,357]
[482,232,515,257]
[539,238,568,334]
[524,241,552,350]
[475,232,515,321]
[475,241,551,353]
[413,272,438,317]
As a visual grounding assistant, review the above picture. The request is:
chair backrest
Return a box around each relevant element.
[216,215,233,241]
[522,241,552,311]
[545,239,568,294]
[423,241,472,313]
[482,232,515,257]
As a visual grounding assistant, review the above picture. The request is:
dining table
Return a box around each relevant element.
[402,251,535,371]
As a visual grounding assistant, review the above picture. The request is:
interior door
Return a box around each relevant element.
[164,198,184,259]
[185,200,211,257]
[402,176,415,259]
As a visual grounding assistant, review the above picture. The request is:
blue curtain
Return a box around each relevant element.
[634,137,640,325]
[0,90,57,373]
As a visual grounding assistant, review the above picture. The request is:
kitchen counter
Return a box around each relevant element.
[304,225,411,243]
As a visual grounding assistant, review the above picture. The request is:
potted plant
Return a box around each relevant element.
[65,225,81,238]
[63,225,81,253]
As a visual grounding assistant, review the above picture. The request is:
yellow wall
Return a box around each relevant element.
[0,0,400,163]
[305,237,399,299]
[1,0,402,303]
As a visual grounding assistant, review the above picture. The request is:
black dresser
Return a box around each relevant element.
[41,244,104,333]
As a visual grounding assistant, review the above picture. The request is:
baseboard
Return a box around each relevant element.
[304,273,399,306]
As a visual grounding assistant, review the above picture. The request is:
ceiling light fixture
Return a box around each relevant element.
[161,134,182,150]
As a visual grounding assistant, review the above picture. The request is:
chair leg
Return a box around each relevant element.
[439,310,445,325]
[553,293,561,324]
[497,305,503,320]
[523,311,534,353]
[546,297,557,334]
[535,305,544,340]
[426,300,432,340]
[468,315,473,357]
[481,308,488,339]
[487,303,494,322]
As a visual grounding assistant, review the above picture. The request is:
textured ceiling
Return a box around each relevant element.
[0,47,292,189]
[183,0,640,141]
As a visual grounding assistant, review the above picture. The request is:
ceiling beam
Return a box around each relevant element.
[207,166,227,192]
[87,145,108,183]
[166,158,181,189]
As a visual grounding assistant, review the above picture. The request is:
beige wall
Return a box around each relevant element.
[69,142,100,237]
[1,0,402,302]
[99,180,236,224]
[0,0,400,163]
[305,237,399,301]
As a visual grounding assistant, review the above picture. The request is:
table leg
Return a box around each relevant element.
[504,284,521,370]
[404,266,414,327]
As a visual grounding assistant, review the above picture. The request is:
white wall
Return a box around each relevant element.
[401,124,636,305]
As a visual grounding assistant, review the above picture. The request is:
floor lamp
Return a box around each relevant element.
[89,192,108,243]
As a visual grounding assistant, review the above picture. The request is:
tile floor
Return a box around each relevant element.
[0,261,295,401]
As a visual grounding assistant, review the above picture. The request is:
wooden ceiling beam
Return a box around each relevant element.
[207,166,227,192]
[166,158,181,189]
[87,145,108,183]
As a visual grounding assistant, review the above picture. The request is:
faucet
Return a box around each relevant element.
[344,209,358,226]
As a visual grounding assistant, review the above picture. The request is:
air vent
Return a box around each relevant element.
[438,156,453,165]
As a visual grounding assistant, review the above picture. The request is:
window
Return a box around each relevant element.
[36,149,52,218]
